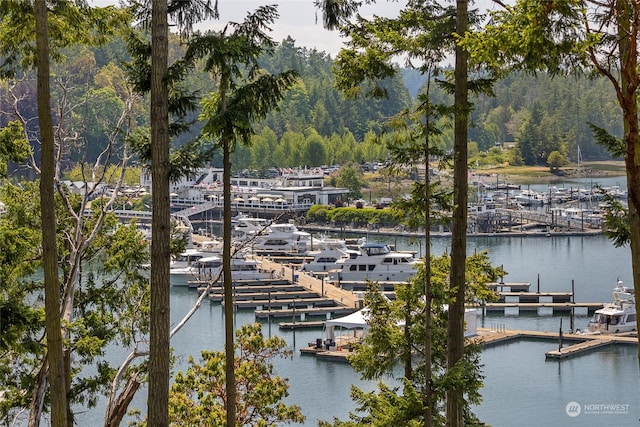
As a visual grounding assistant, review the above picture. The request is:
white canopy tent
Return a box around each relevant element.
[324,308,369,342]
[322,306,477,347]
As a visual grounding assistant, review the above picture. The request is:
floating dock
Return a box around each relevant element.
[300,328,638,363]
[475,328,637,360]
[478,301,603,314]
[255,305,355,320]
[544,332,637,359]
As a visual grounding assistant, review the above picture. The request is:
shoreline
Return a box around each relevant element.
[298,224,604,240]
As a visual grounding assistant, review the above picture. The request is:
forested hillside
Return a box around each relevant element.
[0,34,622,176]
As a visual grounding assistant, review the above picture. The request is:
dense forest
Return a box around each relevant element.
[1,34,622,177]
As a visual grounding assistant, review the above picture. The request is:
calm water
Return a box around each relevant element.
[77,177,639,426]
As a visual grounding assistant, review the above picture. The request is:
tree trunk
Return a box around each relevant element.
[34,0,68,425]
[223,133,237,427]
[104,375,141,427]
[423,78,433,427]
[447,0,469,426]
[615,0,640,371]
[148,0,170,424]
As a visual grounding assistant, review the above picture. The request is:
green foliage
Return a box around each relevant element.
[547,150,567,171]
[463,0,590,76]
[306,205,397,227]
[324,252,501,427]
[0,181,151,423]
[0,1,132,78]
[600,193,631,248]
[336,165,365,200]
[0,23,625,173]
[588,122,625,158]
[130,323,304,427]
[65,163,140,186]
[0,121,30,178]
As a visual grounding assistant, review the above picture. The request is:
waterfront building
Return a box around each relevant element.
[140,166,350,219]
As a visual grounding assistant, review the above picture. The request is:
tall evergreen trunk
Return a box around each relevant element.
[33,0,68,425]
[423,77,433,427]
[616,0,640,370]
[446,0,469,425]
[222,133,237,427]
[148,0,170,424]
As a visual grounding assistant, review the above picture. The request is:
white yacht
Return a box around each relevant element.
[172,253,273,286]
[169,249,211,286]
[328,242,420,283]
[248,222,312,256]
[300,238,360,274]
[232,216,270,242]
[586,281,636,334]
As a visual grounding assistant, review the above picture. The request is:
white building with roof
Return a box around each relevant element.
[140,166,350,219]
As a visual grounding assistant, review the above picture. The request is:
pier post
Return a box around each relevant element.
[558,318,563,352]
[570,280,575,333]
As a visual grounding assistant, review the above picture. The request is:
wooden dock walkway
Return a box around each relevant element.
[208,290,319,303]
[254,306,355,320]
[189,278,290,290]
[257,256,361,310]
[224,297,338,310]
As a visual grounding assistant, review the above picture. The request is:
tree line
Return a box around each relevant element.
[1,33,624,178]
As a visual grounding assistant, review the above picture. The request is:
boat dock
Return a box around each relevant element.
[300,327,638,363]
[478,301,603,314]
[480,281,603,314]
[257,256,361,309]
[476,327,637,359]
[193,256,362,322]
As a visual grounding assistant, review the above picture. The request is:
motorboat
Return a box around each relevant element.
[586,281,636,334]
[169,249,211,285]
[247,222,312,256]
[513,189,547,206]
[232,215,270,242]
[173,252,274,286]
[327,242,420,283]
[191,254,273,283]
[300,238,360,274]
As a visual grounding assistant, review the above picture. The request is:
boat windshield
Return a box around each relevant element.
[362,244,390,256]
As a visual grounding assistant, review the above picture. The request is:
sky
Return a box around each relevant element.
[91,0,404,57]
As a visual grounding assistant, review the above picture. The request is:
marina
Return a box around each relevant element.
[74,228,640,426]
[185,250,630,362]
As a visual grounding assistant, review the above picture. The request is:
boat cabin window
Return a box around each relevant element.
[264,239,288,246]
[627,314,636,323]
[362,244,390,256]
